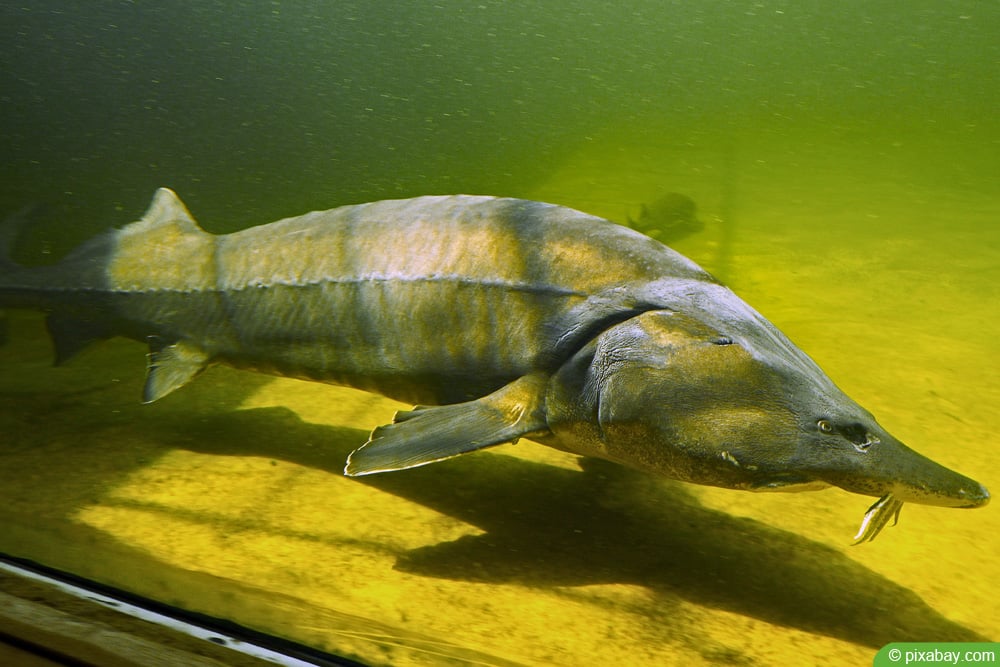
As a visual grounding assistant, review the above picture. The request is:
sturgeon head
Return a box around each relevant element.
[544,301,989,543]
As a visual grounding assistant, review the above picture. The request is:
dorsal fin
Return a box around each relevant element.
[132,188,202,234]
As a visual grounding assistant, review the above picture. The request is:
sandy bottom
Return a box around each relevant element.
[0,120,997,666]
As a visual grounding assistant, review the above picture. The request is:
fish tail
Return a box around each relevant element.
[0,204,38,273]
[0,204,41,344]
[0,200,127,363]
[0,203,52,309]
[0,202,106,299]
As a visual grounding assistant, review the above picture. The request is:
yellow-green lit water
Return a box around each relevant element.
[0,119,996,665]
[1,2,998,665]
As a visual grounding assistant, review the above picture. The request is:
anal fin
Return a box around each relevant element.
[344,373,552,476]
[143,339,210,403]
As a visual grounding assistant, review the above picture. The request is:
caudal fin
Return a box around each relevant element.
[0,204,43,271]
[0,204,42,344]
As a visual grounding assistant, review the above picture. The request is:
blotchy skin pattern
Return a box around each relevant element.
[59,193,711,404]
[0,190,988,543]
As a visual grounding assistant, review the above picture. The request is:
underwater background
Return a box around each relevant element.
[1,1,997,665]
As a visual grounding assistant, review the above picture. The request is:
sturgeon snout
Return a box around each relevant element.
[820,430,989,543]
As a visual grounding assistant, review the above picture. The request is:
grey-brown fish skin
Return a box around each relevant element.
[0,189,988,541]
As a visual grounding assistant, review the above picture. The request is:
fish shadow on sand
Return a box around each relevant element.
[176,406,987,650]
[7,322,978,654]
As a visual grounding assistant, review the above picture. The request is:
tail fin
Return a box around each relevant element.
[0,204,40,272]
[0,204,41,344]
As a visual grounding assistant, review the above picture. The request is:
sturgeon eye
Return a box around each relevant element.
[817,419,834,434]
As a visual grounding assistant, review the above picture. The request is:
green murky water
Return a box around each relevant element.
[1,2,997,665]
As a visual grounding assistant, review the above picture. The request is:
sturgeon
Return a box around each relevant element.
[0,189,988,542]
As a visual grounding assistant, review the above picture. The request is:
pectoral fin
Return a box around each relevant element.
[344,373,551,476]
[143,339,210,403]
